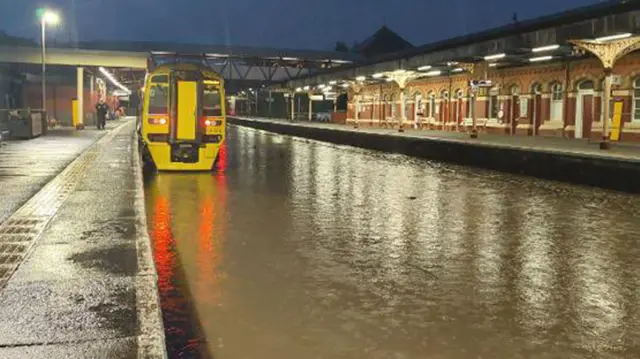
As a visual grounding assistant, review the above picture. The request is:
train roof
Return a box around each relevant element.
[148,63,224,82]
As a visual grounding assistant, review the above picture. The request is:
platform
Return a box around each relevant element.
[229,117,640,192]
[0,119,166,358]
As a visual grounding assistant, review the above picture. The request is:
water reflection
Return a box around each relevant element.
[145,149,228,358]
[146,125,640,359]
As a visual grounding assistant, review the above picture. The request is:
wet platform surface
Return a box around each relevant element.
[0,120,165,359]
[234,117,640,162]
[0,122,121,225]
[145,124,640,359]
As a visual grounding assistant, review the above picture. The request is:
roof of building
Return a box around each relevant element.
[354,26,413,58]
[391,0,638,62]
[284,0,640,83]
[50,40,361,63]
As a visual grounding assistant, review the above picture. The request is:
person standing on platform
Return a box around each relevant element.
[95,99,109,130]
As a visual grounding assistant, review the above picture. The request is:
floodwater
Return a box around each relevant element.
[144,124,640,359]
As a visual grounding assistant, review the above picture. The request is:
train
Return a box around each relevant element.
[139,63,226,171]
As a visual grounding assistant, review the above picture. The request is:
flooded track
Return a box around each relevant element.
[144,124,640,359]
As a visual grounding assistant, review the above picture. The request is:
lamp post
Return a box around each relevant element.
[39,10,59,117]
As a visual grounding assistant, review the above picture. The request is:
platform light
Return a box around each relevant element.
[451,67,464,73]
[355,76,366,81]
[206,53,229,58]
[393,69,407,74]
[303,85,310,91]
[99,67,131,95]
[330,59,352,64]
[282,57,300,61]
[341,83,350,88]
[386,78,393,82]
[318,84,326,89]
[484,53,506,61]
[295,87,302,92]
[417,65,432,71]
[530,55,553,62]
[532,44,560,53]
[372,73,384,79]
[595,33,632,42]
[425,70,442,76]
[329,80,337,85]
[488,63,498,67]
[42,10,60,25]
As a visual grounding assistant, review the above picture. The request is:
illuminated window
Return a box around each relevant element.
[390,94,396,118]
[414,92,423,116]
[148,84,168,115]
[634,78,640,121]
[489,87,499,119]
[203,85,222,116]
[550,82,564,122]
[428,92,435,117]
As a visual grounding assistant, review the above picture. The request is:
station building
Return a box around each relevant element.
[285,1,640,142]
[350,52,640,141]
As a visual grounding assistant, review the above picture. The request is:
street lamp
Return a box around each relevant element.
[39,10,60,117]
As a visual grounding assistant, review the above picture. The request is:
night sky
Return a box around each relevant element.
[1,0,598,50]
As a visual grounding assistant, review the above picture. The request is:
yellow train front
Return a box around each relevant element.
[140,63,226,171]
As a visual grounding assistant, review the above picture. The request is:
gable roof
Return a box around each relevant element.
[354,26,413,58]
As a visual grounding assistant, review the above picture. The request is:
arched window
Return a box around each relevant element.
[489,87,499,119]
[428,92,436,117]
[634,78,640,121]
[550,82,564,122]
[440,90,449,121]
[579,80,594,90]
[532,83,542,95]
[390,94,396,118]
[455,89,464,121]
[382,94,388,119]
[511,85,522,119]
[414,92,423,116]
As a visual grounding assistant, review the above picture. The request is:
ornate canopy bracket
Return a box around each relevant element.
[569,36,640,70]
[458,62,475,75]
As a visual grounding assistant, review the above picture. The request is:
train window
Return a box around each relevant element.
[151,75,168,83]
[148,84,168,114]
[203,86,222,116]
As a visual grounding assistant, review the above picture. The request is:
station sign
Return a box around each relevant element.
[469,80,493,88]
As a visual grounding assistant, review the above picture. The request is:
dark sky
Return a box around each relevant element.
[1,0,598,50]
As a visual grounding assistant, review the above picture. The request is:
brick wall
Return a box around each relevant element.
[349,51,640,142]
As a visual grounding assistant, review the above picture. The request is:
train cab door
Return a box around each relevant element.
[170,77,201,163]
[176,80,198,141]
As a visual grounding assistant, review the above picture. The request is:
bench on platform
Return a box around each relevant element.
[484,118,503,132]
[380,116,399,129]
[459,118,488,132]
